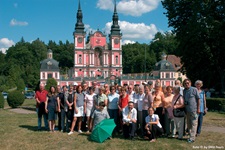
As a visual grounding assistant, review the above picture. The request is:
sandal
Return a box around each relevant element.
[150,139,156,142]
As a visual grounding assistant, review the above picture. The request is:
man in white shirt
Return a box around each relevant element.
[127,85,134,102]
[122,101,137,140]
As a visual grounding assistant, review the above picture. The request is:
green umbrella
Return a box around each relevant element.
[90,119,116,143]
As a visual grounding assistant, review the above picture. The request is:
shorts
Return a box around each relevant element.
[86,107,92,117]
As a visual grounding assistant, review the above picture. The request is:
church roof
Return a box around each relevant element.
[166,55,182,71]
[154,53,175,71]
[40,58,59,71]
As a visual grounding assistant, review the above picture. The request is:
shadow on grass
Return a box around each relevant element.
[19,125,41,132]
[18,106,36,111]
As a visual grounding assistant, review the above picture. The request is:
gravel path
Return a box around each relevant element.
[9,108,36,114]
[202,125,225,134]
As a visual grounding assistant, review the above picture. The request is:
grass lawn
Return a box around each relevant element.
[0,99,225,150]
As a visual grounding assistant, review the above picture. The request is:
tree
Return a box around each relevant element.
[122,42,157,74]
[149,32,178,61]
[162,0,225,91]
[45,78,57,92]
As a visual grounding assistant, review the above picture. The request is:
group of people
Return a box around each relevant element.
[35,79,207,143]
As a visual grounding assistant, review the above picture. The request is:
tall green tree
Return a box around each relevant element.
[122,42,156,74]
[149,32,178,61]
[162,0,225,91]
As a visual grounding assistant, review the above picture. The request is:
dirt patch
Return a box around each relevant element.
[9,108,36,114]
[202,125,225,134]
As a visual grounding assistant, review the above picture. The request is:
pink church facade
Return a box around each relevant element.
[73,31,122,79]
[40,1,183,87]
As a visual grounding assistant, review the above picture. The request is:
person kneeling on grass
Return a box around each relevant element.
[145,107,163,142]
[91,101,110,131]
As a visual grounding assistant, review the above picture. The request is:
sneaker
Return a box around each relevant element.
[172,134,175,138]
[68,131,74,135]
[61,130,63,133]
[187,139,194,143]
[78,130,83,133]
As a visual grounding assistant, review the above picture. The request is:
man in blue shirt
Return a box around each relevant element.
[183,79,200,143]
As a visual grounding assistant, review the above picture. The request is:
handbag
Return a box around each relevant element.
[173,95,185,117]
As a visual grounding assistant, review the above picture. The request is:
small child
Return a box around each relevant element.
[91,101,110,130]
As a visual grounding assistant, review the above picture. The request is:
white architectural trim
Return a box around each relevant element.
[84,53,86,65]
[112,53,114,65]
[75,53,77,65]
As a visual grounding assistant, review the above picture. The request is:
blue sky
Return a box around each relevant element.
[0,0,172,53]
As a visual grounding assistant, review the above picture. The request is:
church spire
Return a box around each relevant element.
[110,0,121,35]
[74,0,85,34]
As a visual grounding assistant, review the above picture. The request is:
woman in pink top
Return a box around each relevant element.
[152,83,165,132]
[164,86,175,137]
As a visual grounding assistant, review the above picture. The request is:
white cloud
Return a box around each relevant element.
[104,21,158,42]
[10,18,28,26]
[0,38,15,54]
[122,40,135,45]
[97,0,160,16]
[84,24,97,34]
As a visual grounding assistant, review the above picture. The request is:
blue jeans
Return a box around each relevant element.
[108,109,119,132]
[36,108,48,130]
[197,112,204,134]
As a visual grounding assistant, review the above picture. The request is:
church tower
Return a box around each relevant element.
[108,0,123,76]
[73,0,86,77]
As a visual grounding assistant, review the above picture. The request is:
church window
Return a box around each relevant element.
[115,56,118,64]
[78,55,82,64]
[55,72,58,79]
[166,73,170,78]
[42,73,45,79]
[48,73,52,79]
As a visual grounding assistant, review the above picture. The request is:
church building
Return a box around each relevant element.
[73,0,122,80]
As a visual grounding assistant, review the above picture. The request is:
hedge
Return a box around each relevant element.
[7,90,25,108]
[206,98,225,112]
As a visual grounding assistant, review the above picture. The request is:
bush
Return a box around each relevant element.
[45,78,57,91]
[7,90,25,108]
[0,93,4,108]
[206,98,225,112]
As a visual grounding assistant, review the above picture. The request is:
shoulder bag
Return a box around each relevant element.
[173,95,185,117]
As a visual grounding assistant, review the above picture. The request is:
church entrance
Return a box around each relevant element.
[94,47,103,67]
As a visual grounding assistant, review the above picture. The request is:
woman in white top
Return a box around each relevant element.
[85,87,96,132]
[145,107,163,142]
[137,85,145,136]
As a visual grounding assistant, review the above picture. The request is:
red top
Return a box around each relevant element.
[35,90,48,108]
[119,94,129,109]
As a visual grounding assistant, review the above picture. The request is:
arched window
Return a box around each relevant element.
[115,56,118,64]
[78,55,82,64]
